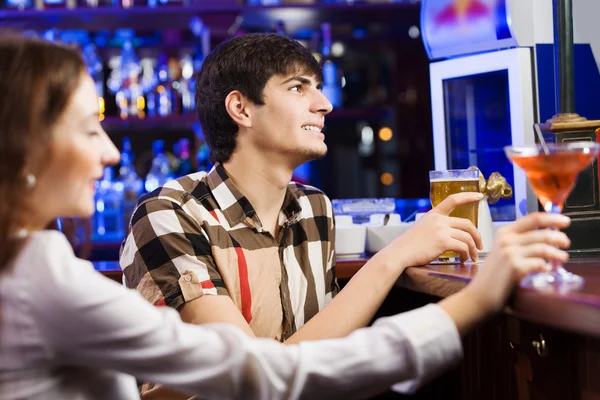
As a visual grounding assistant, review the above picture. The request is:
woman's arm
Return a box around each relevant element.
[25,231,463,400]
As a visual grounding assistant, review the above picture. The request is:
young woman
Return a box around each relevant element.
[0,34,572,400]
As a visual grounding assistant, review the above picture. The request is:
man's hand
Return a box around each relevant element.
[467,212,571,315]
[372,192,484,270]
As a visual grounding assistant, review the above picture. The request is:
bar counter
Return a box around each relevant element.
[96,257,600,399]
[336,257,600,400]
[338,257,600,339]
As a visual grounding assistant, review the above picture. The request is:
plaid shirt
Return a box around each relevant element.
[120,163,338,341]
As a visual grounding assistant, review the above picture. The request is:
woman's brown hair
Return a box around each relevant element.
[0,33,86,270]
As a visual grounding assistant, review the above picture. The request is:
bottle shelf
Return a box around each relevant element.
[0,5,240,33]
[0,3,419,34]
[241,3,419,34]
[101,107,392,134]
[101,114,198,133]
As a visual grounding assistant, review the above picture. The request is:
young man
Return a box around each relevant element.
[120,33,484,343]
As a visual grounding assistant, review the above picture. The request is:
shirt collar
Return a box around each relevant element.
[206,162,302,227]
[281,185,302,225]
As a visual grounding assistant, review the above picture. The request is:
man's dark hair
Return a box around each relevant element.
[195,33,323,163]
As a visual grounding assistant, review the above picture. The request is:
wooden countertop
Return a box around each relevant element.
[394,258,600,340]
[310,257,600,339]
[96,257,600,339]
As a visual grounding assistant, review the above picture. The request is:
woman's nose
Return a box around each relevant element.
[101,132,121,166]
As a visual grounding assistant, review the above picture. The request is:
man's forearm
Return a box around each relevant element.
[285,253,404,344]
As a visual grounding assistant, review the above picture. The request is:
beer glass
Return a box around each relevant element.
[429,169,480,263]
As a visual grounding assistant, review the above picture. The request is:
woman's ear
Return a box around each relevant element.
[224,90,252,129]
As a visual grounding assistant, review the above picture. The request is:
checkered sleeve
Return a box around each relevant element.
[324,196,340,302]
[119,197,229,310]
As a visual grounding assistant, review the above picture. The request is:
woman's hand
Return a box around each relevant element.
[467,212,571,314]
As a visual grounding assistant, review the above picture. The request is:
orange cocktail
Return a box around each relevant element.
[505,141,600,288]
[509,150,596,211]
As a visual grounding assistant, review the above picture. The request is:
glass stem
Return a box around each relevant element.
[544,202,562,214]
[544,202,566,273]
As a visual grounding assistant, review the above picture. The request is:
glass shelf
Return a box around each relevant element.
[101,114,198,133]
[0,3,419,33]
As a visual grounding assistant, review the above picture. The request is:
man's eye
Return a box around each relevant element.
[290,85,301,92]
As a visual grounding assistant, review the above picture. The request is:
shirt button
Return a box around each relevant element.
[184,275,192,282]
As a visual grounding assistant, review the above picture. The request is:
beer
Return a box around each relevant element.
[429,170,480,260]
[430,178,480,221]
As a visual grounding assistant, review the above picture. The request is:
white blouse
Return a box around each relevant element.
[0,230,462,400]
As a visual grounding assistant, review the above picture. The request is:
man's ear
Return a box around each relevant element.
[224,90,252,129]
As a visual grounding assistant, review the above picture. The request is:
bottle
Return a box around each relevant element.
[140,58,158,118]
[154,53,174,117]
[81,40,105,119]
[169,56,183,116]
[76,0,118,7]
[41,0,74,10]
[4,0,32,10]
[179,54,195,114]
[320,23,343,108]
[181,26,211,114]
[77,0,97,7]
[145,140,174,193]
[174,138,193,177]
[246,0,280,5]
[108,30,142,119]
[94,167,125,241]
[118,137,143,231]
[60,31,105,114]
[196,143,212,173]
[194,123,212,173]
[275,20,286,35]
[147,0,188,9]
[42,29,60,42]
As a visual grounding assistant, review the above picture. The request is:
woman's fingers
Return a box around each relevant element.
[519,243,570,264]
[513,257,552,281]
[514,229,571,249]
[507,212,571,234]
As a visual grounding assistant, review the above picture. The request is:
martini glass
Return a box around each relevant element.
[504,141,599,288]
